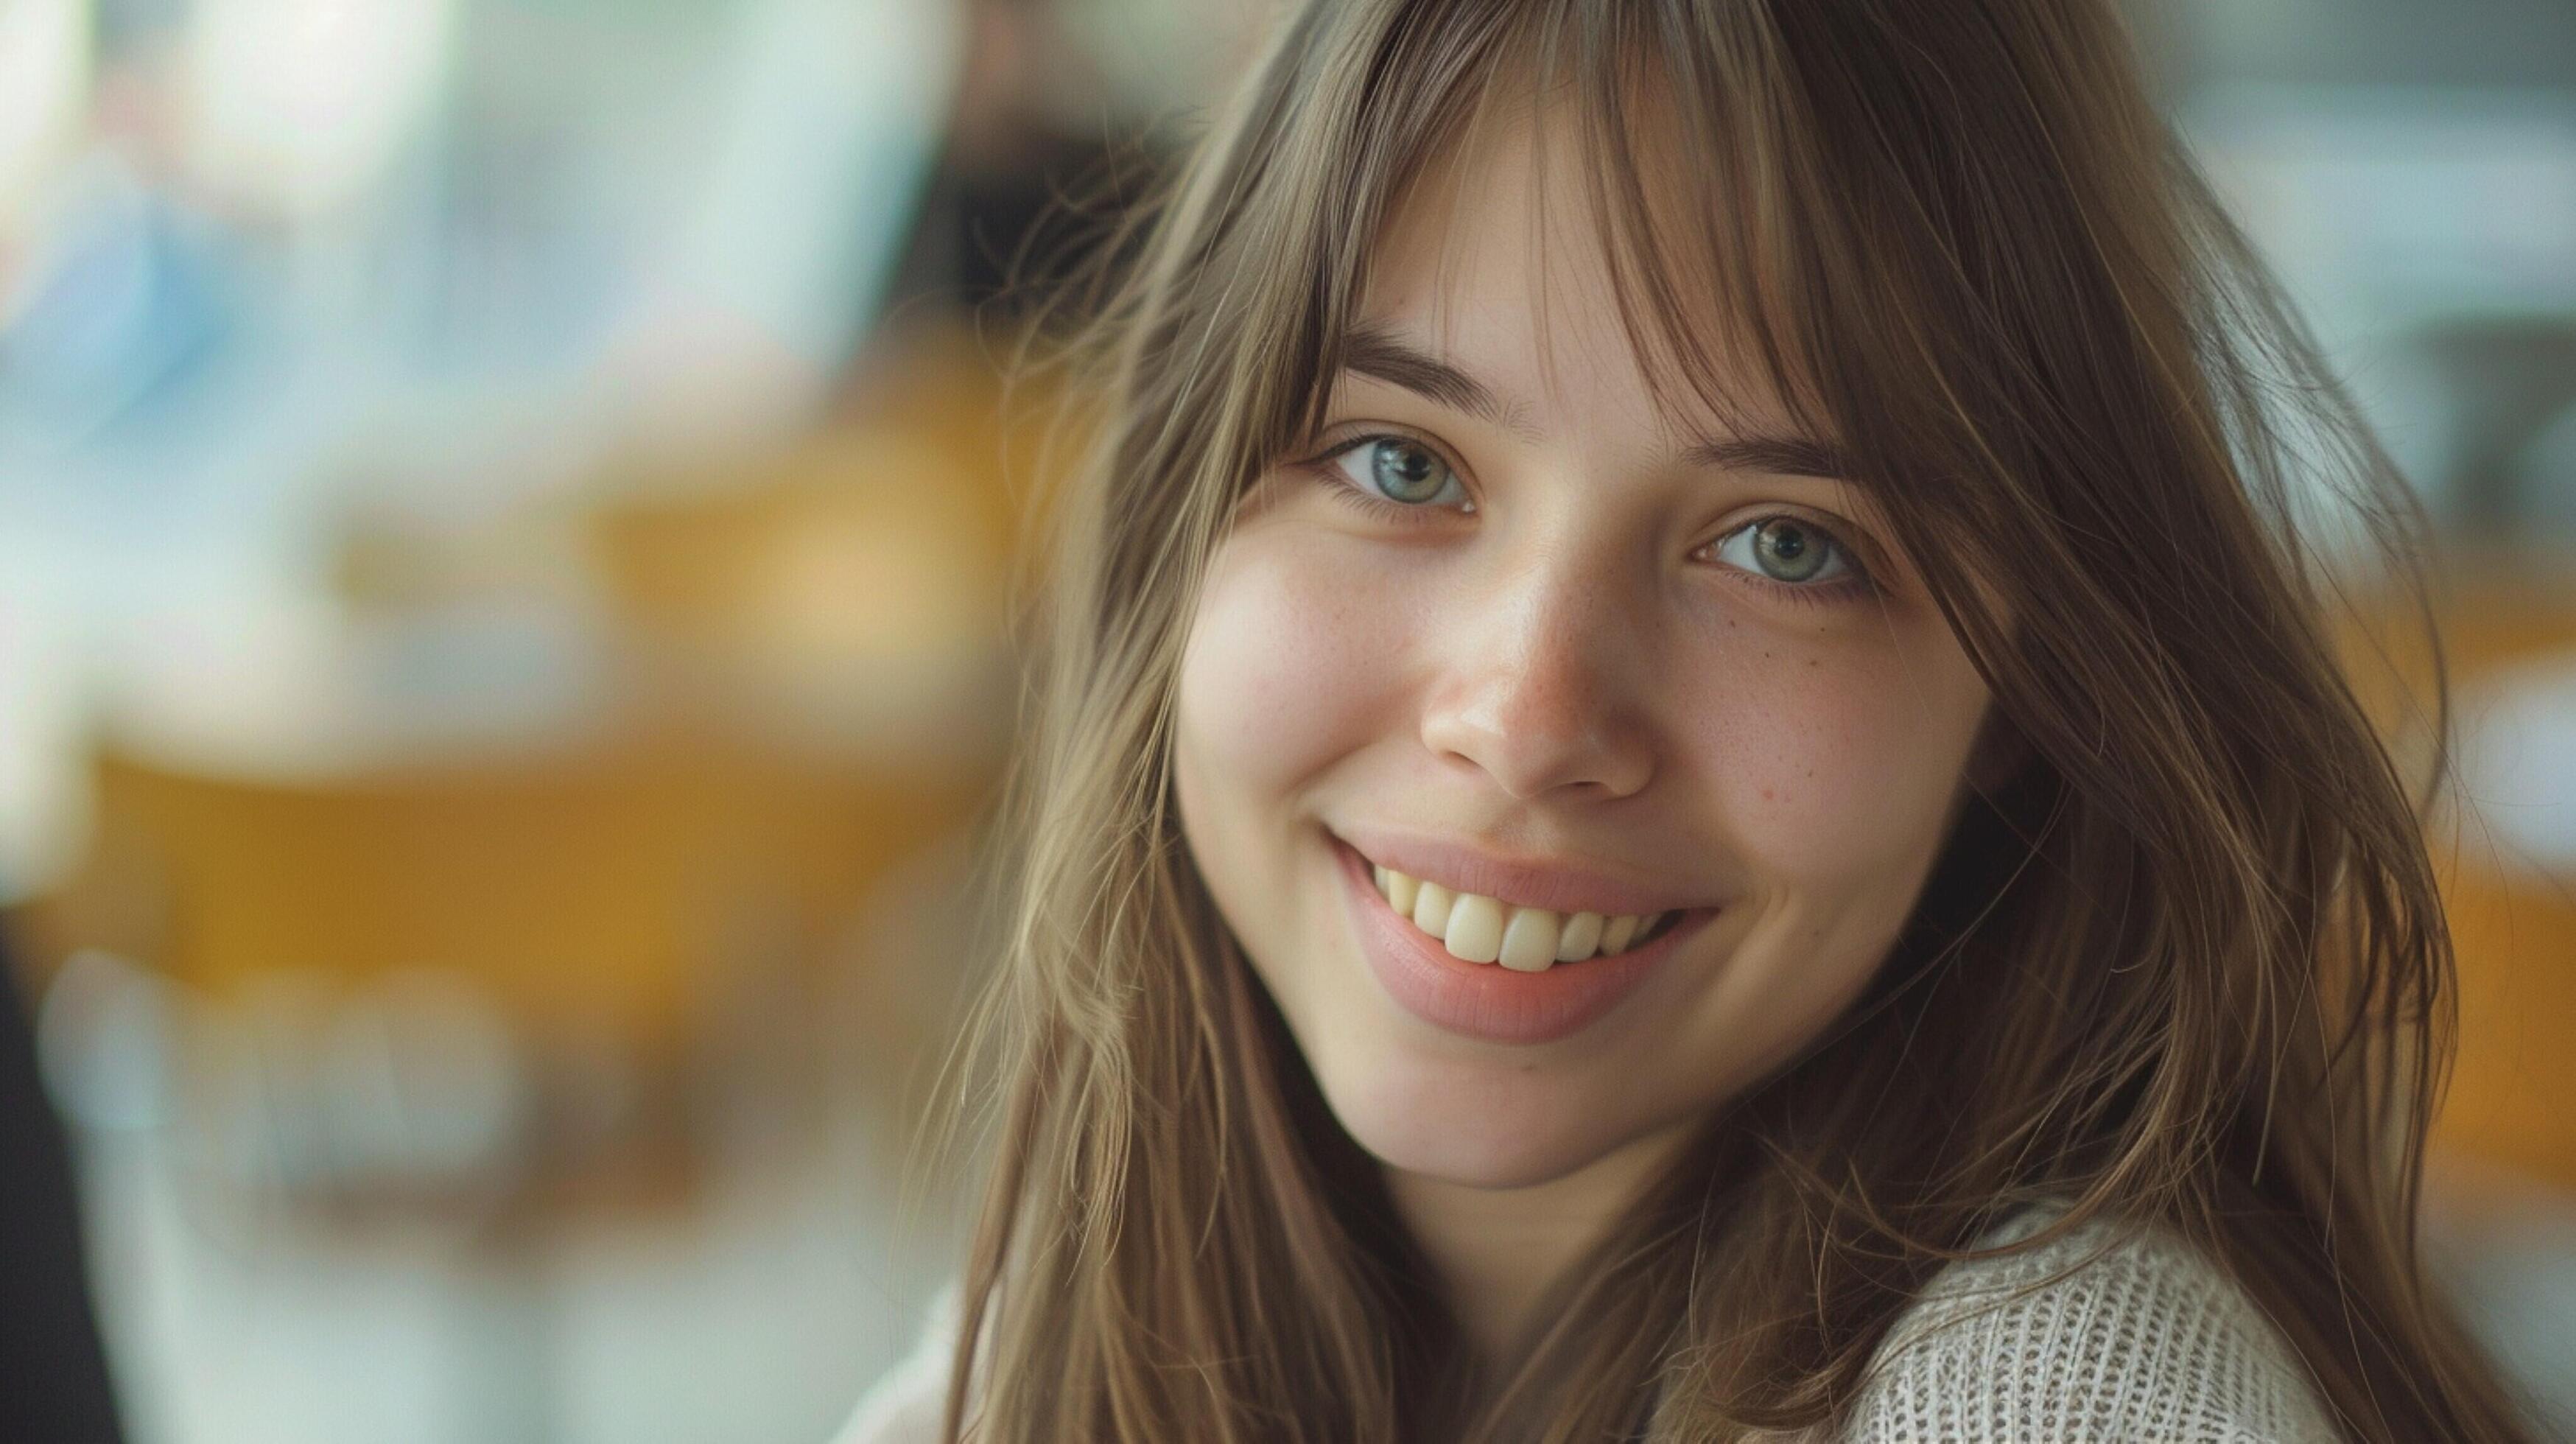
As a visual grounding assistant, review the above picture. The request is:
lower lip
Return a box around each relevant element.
[1332,834,1710,1047]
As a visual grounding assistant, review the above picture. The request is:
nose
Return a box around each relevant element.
[1417,555,1657,802]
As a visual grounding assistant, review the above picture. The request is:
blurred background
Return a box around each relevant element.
[0,0,2569,1439]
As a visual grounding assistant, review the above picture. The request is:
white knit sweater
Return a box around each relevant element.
[832,1210,2342,1442]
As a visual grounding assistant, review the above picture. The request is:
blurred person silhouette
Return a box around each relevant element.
[0,923,124,1444]
[871,0,1186,334]
[877,0,1101,326]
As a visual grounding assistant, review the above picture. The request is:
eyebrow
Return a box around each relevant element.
[1337,323,1861,483]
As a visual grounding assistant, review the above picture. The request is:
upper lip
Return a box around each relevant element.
[1331,823,1718,918]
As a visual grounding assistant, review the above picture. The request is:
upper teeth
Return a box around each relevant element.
[1372,863,1665,972]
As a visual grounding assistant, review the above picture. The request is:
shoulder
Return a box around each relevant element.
[1843,1207,2345,1443]
[832,1282,961,1444]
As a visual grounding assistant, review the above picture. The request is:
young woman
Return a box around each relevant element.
[840,0,2544,1439]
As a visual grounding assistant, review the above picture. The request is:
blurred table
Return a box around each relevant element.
[19,322,1061,1220]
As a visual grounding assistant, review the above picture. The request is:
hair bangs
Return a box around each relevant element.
[1307,2,1837,474]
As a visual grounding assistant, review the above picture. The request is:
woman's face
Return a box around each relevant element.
[1172,108,1998,1191]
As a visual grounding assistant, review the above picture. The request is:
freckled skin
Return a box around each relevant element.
[1171,103,1993,1284]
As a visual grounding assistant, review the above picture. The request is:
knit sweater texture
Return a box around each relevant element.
[832,1208,2342,1443]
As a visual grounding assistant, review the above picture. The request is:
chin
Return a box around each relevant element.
[1302,1036,1652,1189]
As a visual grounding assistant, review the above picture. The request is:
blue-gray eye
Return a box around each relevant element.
[1336,437,1463,506]
[1714,516,1852,584]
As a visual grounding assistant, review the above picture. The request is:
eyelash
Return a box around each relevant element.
[1299,432,1881,609]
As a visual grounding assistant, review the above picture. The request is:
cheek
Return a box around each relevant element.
[1173,529,1414,1031]
[1679,627,1982,891]
[1175,531,1403,812]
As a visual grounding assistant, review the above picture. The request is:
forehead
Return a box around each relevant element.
[1352,85,1803,449]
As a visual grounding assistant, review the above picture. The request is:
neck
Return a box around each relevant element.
[1383,1120,1699,1362]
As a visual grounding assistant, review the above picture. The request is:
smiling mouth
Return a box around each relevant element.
[1357,855,1685,974]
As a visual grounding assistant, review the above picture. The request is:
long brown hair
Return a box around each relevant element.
[932,1,2541,1438]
